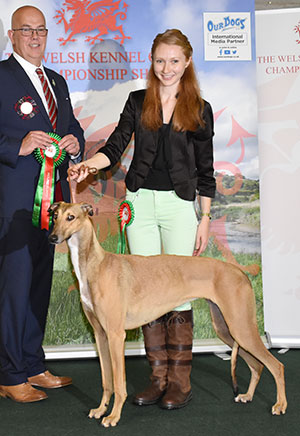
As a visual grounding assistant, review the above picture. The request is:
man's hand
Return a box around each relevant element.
[59,134,80,157]
[19,131,53,156]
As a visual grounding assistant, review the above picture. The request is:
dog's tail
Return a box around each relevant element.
[231,341,239,396]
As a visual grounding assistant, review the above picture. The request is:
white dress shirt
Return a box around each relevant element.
[13,52,57,115]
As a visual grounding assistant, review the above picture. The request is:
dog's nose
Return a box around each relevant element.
[48,234,58,244]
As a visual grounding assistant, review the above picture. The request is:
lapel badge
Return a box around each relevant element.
[14,96,39,120]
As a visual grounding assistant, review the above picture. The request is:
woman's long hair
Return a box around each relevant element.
[141,29,205,132]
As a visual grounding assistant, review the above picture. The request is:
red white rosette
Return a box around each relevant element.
[32,133,66,230]
[117,200,135,253]
[14,96,38,120]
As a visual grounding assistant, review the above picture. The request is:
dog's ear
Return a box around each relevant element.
[81,203,94,216]
[48,202,61,214]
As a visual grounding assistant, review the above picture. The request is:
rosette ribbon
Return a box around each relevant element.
[32,133,66,230]
[14,95,38,120]
[117,200,135,254]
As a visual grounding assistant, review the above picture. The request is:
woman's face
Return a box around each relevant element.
[152,43,191,91]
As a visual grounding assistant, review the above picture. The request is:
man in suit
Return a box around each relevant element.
[0,5,85,402]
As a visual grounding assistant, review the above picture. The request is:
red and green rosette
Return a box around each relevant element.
[117,200,135,254]
[32,133,66,230]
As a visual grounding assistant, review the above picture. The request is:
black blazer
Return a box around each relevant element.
[0,55,85,218]
[100,89,216,201]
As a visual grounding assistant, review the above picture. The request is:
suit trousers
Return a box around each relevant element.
[125,188,199,311]
[0,217,54,385]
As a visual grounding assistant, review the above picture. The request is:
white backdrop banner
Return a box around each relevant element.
[256,8,300,348]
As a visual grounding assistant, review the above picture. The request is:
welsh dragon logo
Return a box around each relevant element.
[54,0,131,46]
[294,20,300,44]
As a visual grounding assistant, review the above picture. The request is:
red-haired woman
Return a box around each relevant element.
[70,28,216,410]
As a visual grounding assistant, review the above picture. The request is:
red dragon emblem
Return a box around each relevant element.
[294,21,300,44]
[54,0,131,46]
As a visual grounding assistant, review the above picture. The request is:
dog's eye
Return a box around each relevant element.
[67,214,75,221]
[53,213,58,220]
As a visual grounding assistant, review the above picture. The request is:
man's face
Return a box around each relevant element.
[8,7,47,66]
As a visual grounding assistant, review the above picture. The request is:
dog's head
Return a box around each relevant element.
[48,201,94,244]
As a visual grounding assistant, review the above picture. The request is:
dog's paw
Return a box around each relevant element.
[234,393,253,403]
[88,407,106,420]
[101,414,119,428]
[272,401,287,415]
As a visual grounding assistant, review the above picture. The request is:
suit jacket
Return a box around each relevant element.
[100,89,216,201]
[0,55,85,219]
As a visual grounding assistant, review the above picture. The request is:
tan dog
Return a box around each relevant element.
[48,202,287,427]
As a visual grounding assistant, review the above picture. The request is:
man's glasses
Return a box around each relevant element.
[12,28,48,37]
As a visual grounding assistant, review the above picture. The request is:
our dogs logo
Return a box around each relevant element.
[294,20,300,44]
[54,0,131,46]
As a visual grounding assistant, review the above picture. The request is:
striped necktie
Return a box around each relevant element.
[36,68,57,131]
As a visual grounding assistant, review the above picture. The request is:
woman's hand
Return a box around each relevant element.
[68,163,97,183]
[68,152,111,183]
[193,216,211,256]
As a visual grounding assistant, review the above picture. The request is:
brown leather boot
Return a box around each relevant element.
[160,310,193,410]
[133,315,168,406]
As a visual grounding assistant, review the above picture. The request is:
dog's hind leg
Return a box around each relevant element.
[230,323,287,415]
[84,311,114,421]
[211,296,287,415]
[207,300,264,402]
[231,341,239,396]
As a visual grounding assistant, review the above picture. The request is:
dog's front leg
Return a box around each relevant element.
[85,312,114,420]
[101,330,127,428]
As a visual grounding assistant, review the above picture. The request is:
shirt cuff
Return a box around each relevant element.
[70,151,81,160]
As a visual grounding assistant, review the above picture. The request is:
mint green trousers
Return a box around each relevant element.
[125,188,198,311]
